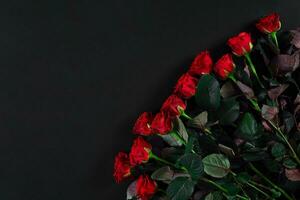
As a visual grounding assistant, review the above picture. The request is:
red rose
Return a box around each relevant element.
[136,175,157,200]
[129,137,152,166]
[227,32,253,56]
[174,73,198,99]
[113,152,132,183]
[151,111,172,134]
[161,94,186,117]
[256,13,281,34]
[188,51,213,75]
[214,54,235,79]
[132,112,153,136]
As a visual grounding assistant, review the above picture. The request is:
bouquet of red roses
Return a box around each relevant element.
[113,13,300,200]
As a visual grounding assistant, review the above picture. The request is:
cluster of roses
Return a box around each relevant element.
[114,13,281,200]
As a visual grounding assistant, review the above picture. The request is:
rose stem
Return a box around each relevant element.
[230,171,269,199]
[169,131,197,153]
[200,177,249,200]
[180,110,193,120]
[149,151,179,169]
[230,70,298,163]
[248,163,295,200]
[246,182,270,199]
[228,73,261,112]
[270,32,279,48]
[267,120,300,166]
[244,53,265,88]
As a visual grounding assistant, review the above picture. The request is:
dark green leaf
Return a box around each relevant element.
[220,81,237,98]
[185,133,201,155]
[204,191,224,200]
[160,134,183,147]
[195,75,221,110]
[151,166,174,183]
[282,111,295,133]
[218,144,235,157]
[271,143,286,158]
[283,158,297,169]
[217,98,240,125]
[178,153,204,180]
[237,172,251,184]
[174,117,189,143]
[236,113,259,141]
[202,154,230,178]
[188,111,208,129]
[166,177,195,200]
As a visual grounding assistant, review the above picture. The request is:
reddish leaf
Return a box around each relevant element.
[291,28,300,49]
[268,84,289,100]
[261,105,279,120]
[271,53,300,75]
[285,168,300,181]
[236,81,255,99]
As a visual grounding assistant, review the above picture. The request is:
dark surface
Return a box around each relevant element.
[1,0,300,199]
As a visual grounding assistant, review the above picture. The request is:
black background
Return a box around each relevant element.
[1,0,300,199]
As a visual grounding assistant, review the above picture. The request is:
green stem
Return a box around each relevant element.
[228,73,237,83]
[249,163,294,200]
[244,53,265,88]
[180,110,193,120]
[170,131,187,146]
[249,98,261,112]
[249,180,276,193]
[228,72,261,112]
[267,121,300,166]
[200,177,228,193]
[149,152,179,169]
[246,182,270,199]
[201,177,249,200]
[270,32,279,48]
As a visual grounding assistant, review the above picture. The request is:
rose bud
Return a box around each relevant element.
[136,175,157,200]
[151,111,172,134]
[188,51,213,76]
[129,137,152,166]
[227,32,253,56]
[214,54,235,79]
[161,94,186,117]
[132,112,153,136]
[174,73,198,99]
[113,152,132,183]
[256,13,281,34]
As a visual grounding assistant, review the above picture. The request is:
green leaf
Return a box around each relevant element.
[237,172,251,184]
[202,154,230,178]
[178,153,204,180]
[174,117,189,143]
[271,143,286,158]
[204,191,224,200]
[283,158,297,169]
[166,177,195,200]
[185,133,201,155]
[195,74,221,110]
[217,98,240,125]
[151,166,174,183]
[160,134,183,147]
[188,111,208,129]
[220,81,237,98]
[236,112,259,141]
[282,111,295,133]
